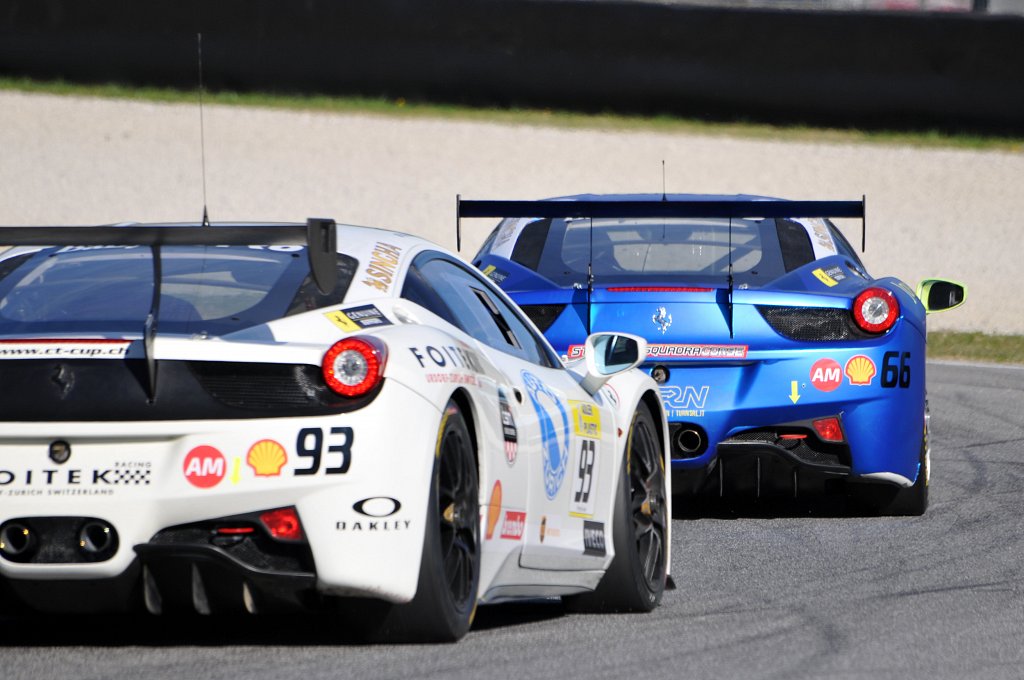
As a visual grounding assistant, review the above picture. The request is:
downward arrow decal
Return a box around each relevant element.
[789,381,801,404]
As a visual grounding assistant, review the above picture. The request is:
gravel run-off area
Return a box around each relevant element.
[1,91,1021,334]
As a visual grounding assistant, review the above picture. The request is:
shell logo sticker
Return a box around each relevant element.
[485,480,503,540]
[845,355,877,386]
[810,358,843,392]
[247,439,288,477]
[183,446,226,489]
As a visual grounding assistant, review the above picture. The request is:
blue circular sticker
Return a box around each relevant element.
[521,370,570,500]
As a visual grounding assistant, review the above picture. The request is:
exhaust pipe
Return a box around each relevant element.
[0,522,36,562]
[78,520,118,559]
[675,428,704,455]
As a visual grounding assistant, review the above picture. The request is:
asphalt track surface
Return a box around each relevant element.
[1,361,1021,680]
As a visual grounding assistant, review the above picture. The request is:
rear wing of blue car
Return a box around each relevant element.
[455,197,866,252]
[457,196,866,339]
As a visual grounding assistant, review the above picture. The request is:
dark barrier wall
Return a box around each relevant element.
[1,0,1022,132]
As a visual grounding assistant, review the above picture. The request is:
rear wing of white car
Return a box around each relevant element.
[0,219,339,294]
[0,218,339,400]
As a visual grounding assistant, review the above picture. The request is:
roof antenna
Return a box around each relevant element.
[587,217,594,335]
[661,160,667,201]
[197,33,210,228]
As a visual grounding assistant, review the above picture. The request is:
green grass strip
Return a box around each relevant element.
[928,331,1024,365]
[2,76,1023,152]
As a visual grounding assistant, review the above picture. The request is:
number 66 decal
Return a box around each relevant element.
[570,439,599,518]
[294,427,354,475]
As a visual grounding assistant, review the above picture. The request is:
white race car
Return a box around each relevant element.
[0,219,670,641]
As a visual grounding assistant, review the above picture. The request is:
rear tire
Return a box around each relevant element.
[353,400,480,642]
[566,402,667,612]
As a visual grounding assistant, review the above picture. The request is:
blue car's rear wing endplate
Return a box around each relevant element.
[0,219,338,402]
[456,197,866,251]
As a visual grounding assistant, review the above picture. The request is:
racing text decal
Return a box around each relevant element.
[324,304,393,333]
[660,385,709,418]
[583,520,606,556]
[362,242,403,293]
[184,446,226,489]
[571,401,602,439]
[812,266,847,287]
[567,343,748,361]
[0,461,151,497]
[810,358,843,392]
[0,339,130,360]
[499,387,518,465]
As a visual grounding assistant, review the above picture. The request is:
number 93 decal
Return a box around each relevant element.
[569,439,599,518]
[294,427,354,475]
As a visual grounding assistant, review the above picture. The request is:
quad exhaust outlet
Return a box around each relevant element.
[0,522,36,560]
[675,428,704,455]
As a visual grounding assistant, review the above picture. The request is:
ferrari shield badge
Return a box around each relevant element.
[652,306,673,334]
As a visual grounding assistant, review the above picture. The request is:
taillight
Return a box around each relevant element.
[852,287,899,334]
[813,417,845,443]
[322,336,387,397]
[259,507,304,542]
[520,304,565,332]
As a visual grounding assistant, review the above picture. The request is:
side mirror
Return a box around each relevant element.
[575,332,647,394]
[916,279,966,314]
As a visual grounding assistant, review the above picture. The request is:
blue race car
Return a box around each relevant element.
[460,194,966,515]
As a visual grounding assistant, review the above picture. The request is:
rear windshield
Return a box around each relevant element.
[518,217,797,287]
[0,245,356,336]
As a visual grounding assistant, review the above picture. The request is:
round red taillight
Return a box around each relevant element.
[852,287,899,334]
[322,337,387,397]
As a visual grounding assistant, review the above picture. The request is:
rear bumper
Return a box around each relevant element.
[0,381,440,607]
[656,330,926,485]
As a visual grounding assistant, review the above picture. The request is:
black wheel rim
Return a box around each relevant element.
[437,411,478,608]
[629,416,667,592]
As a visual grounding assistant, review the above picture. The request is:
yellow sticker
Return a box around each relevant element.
[362,242,403,293]
[812,268,839,287]
[247,439,288,477]
[324,310,360,332]
[571,401,602,439]
[482,264,497,276]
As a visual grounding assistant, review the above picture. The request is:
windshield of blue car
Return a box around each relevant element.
[509,217,803,287]
[0,245,356,336]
